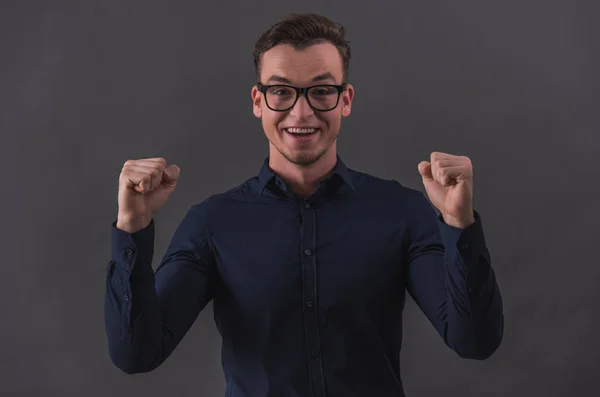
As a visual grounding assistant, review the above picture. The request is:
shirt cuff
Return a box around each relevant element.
[111,219,155,278]
[437,210,490,285]
[437,210,485,253]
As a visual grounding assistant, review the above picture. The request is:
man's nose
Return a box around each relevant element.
[289,94,315,118]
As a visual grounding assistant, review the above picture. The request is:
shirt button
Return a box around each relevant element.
[125,248,134,256]
[311,351,319,358]
[304,203,310,209]
[304,249,312,256]
[123,293,130,302]
[307,300,314,308]
[468,287,474,293]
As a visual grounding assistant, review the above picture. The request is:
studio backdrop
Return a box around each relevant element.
[1,1,598,396]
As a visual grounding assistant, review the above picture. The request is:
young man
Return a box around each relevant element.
[105,13,504,397]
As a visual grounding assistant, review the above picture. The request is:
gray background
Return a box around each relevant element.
[1,0,598,396]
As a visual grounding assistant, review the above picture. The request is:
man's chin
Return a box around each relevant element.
[283,149,328,167]
[289,156,319,167]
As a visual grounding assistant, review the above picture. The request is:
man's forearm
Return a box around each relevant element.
[104,257,168,374]
[442,249,504,360]
[105,219,170,374]
[413,210,504,360]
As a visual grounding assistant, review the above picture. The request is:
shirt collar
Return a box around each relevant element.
[257,155,355,197]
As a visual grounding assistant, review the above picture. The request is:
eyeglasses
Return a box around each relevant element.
[256,83,347,112]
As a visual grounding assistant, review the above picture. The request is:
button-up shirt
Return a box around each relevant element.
[105,156,504,397]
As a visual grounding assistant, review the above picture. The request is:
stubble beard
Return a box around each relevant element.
[277,132,337,167]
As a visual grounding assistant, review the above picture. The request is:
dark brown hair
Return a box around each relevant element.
[253,13,351,82]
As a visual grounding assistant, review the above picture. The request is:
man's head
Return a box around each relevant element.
[251,13,354,167]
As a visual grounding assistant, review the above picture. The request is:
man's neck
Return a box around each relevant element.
[268,146,338,197]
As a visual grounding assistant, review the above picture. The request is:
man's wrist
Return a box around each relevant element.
[441,211,475,229]
[116,214,151,234]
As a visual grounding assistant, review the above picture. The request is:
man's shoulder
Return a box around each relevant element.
[347,167,424,201]
[188,175,263,210]
[347,167,437,225]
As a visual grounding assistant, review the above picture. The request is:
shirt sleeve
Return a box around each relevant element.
[405,192,504,360]
[104,201,217,374]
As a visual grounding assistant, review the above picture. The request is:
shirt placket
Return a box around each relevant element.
[300,200,326,397]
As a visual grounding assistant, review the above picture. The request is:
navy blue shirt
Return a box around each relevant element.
[105,156,503,397]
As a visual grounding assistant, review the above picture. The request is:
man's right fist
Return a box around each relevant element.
[116,157,180,233]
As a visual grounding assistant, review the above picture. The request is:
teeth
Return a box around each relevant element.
[286,127,316,134]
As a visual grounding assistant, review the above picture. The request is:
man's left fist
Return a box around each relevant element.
[418,152,475,229]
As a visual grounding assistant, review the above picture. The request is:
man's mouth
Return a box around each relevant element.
[284,127,318,137]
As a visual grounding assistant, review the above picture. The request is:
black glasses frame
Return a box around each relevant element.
[256,83,347,112]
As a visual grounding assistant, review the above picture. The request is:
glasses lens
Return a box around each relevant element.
[307,86,340,111]
[265,86,297,111]
[265,85,340,111]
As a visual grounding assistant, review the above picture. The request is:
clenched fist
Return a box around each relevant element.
[418,152,475,229]
[116,157,180,233]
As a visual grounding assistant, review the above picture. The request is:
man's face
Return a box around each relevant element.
[251,42,354,166]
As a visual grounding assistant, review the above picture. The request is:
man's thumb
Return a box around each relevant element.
[163,165,180,183]
[418,161,433,181]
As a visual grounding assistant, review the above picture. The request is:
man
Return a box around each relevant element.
[105,12,504,397]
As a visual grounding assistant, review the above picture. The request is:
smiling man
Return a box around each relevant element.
[105,13,504,397]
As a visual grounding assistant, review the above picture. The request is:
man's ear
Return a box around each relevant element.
[341,84,354,117]
[251,85,262,118]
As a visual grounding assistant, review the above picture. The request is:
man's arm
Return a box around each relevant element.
[104,202,216,373]
[405,193,504,360]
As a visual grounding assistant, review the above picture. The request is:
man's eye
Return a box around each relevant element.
[311,87,336,95]
[271,88,292,95]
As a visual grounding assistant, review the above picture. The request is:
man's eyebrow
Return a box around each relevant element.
[266,75,292,84]
[311,72,336,83]
[265,72,337,85]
